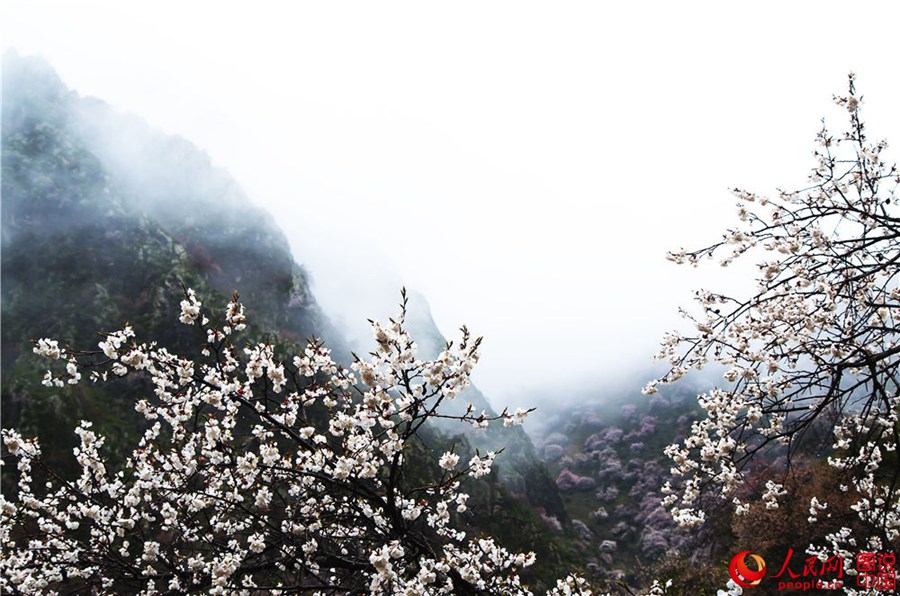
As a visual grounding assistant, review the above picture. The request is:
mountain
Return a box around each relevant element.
[1,50,577,586]
[1,50,328,463]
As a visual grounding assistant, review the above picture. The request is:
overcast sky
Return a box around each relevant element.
[4,2,900,406]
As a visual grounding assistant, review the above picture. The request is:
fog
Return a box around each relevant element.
[4,1,900,406]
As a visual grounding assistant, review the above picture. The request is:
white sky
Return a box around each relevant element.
[4,1,900,406]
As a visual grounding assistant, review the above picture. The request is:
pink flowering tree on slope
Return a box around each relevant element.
[1,289,592,595]
[648,75,900,566]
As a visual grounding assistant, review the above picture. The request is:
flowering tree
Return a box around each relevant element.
[647,75,900,560]
[1,289,594,594]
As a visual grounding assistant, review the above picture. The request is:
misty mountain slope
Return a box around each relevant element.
[72,96,324,341]
[1,50,328,462]
[2,51,328,338]
[2,54,198,455]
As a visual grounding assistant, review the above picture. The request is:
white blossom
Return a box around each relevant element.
[650,75,900,562]
[1,290,572,594]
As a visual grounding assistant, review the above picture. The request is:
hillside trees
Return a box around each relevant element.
[1,289,591,595]
[648,74,900,560]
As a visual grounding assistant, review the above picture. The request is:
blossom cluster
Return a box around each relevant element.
[650,74,900,563]
[0,290,585,594]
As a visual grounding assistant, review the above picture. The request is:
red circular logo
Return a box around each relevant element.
[729,550,767,588]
